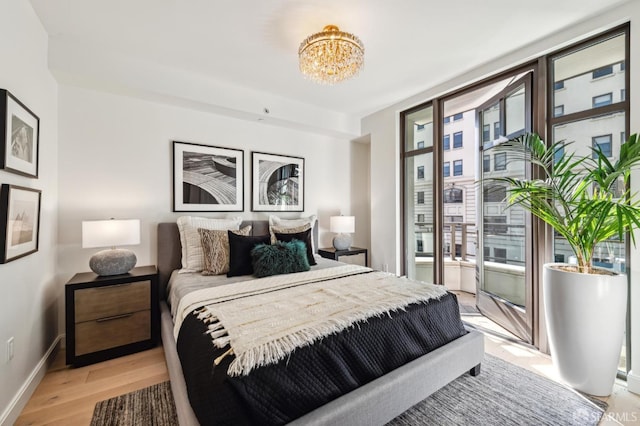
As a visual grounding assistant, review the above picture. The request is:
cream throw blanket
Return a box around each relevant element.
[174,265,447,377]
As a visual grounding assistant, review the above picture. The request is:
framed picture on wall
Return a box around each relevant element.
[0,184,41,263]
[173,141,244,212]
[251,152,304,212]
[0,89,40,178]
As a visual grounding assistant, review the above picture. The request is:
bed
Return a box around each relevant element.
[157,220,484,425]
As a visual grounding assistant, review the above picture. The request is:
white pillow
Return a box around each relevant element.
[268,214,317,252]
[177,216,243,272]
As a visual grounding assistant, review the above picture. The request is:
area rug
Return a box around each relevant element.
[91,355,607,426]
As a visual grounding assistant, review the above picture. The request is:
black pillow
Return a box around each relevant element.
[274,228,317,266]
[227,232,271,277]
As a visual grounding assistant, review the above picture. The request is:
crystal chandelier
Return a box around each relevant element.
[298,25,364,85]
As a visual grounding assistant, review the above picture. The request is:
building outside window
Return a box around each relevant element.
[444,188,463,203]
[453,159,463,176]
[483,154,490,172]
[416,124,425,130]
[417,165,425,179]
[592,93,613,108]
[443,116,450,124]
[417,191,425,204]
[494,152,507,171]
[417,141,425,149]
[417,214,425,223]
[453,131,463,148]
[443,135,450,150]
[483,124,490,142]
[554,80,565,90]
[443,161,450,177]
[554,145,565,164]
[453,112,463,121]
[592,65,613,79]
[494,122,501,139]
[554,105,564,117]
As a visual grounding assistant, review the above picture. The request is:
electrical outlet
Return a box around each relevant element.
[6,337,14,362]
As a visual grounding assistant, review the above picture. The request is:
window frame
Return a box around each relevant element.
[592,92,613,108]
[494,152,507,171]
[453,159,463,176]
[453,131,463,148]
[443,134,450,150]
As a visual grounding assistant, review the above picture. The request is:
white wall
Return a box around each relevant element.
[0,0,59,424]
[57,84,354,304]
[362,1,640,393]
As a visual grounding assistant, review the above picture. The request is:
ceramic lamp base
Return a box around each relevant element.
[89,248,137,276]
[332,233,352,250]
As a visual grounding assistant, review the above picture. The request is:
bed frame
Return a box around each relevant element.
[157,221,484,426]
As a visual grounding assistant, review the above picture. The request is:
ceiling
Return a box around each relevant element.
[30,0,629,119]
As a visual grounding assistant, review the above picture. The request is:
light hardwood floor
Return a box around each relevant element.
[15,312,640,425]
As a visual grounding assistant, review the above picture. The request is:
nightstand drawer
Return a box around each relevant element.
[75,310,151,356]
[74,280,151,323]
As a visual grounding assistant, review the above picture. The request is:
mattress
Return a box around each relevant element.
[169,262,468,425]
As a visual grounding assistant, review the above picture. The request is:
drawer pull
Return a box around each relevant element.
[96,283,133,289]
[96,313,134,322]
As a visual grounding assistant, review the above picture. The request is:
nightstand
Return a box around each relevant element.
[318,247,368,266]
[65,265,159,366]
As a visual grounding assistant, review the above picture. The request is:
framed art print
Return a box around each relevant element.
[251,152,304,212]
[0,89,39,178]
[173,141,244,212]
[0,184,41,263]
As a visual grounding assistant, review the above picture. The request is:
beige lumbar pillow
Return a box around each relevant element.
[199,226,252,275]
[177,216,242,272]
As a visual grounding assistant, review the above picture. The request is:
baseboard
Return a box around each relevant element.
[627,370,640,395]
[0,334,63,426]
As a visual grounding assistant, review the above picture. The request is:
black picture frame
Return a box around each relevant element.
[0,89,40,178]
[0,184,42,263]
[173,141,244,212]
[251,151,305,212]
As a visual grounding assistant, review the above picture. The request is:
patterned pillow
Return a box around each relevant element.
[251,240,310,278]
[177,216,242,272]
[199,226,252,275]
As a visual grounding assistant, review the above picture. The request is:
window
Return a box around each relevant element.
[417,141,425,149]
[453,160,463,176]
[620,61,626,71]
[554,80,564,90]
[592,134,612,158]
[417,165,425,179]
[484,216,508,235]
[453,131,463,148]
[446,215,463,223]
[483,124,490,142]
[417,214,425,223]
[621,132,626,143]
[416,124,425,130]
[483,154,490,172]
[621,89,626,101]
[443,135,450,150]
[494,248,507,263]
[592,65,613,79]
[416,239,423,252]
[453,113,463,121]
[444,188,463,203]
[443,161,450,177]
[417,191,424,204]
[554,145,565,164]
[592,93,613,108]
[494,152,507,171]
[443,116,450,124]
[494,122,501,139]
[554,105,564,117]
[483,185,506,202]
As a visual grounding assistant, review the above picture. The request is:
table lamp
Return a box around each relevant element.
[82,219,140,276]
[330,216,355,250]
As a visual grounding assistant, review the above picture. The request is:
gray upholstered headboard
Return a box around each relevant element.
[156,220,318,299]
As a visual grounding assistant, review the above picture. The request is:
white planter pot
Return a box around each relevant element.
[543,263,627,396]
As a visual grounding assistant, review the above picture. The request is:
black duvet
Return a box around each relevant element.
[176,291,467,426]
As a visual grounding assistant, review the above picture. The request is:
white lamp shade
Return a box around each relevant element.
[330,216,355,233]
[82,219,141,249]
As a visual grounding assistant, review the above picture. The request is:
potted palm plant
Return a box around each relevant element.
[489,132,640,396]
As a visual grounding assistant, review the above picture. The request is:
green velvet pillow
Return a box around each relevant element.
[251,240,310,278]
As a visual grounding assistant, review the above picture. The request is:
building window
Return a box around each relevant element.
[620,61,626,71]
[621,131,626,144]
[417,141,425,149]
[482,124,490,142]
[443,116,450,124]
[453,112,463,121]
[483,154,490,172]
[444,188,463,203]
[592,93,613,108]
[554,105,564,117]
[554,145,565,164]
[417,191,424,204]
[494,122,501,139]
[484,216,508,235]
[483,185,506,202]
[592,65,613,79]
[494,247,507,263]
[453,160,463,176]
[592,134,612,158]
[494,152,507,171]
[443,161,450,177]
[417,239,423,252]
[621,89,626,101]
[416,124,425,130]
[554,80,564,90]
[417,214,425,223]
[417,165,425,179]
[453,131,463,148]
[446,215,463,223]
[443,135,450,150]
